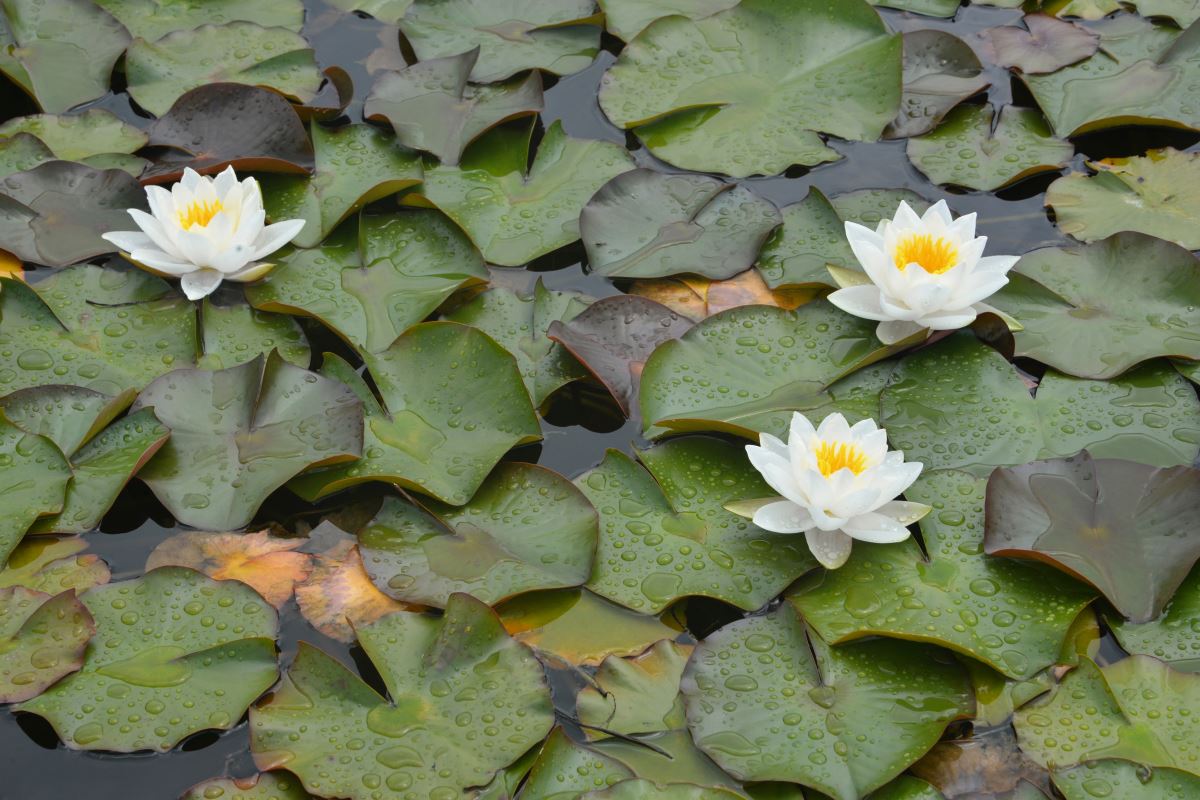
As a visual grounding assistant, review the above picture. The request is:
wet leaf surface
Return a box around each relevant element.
[596,0,738,41]
[94,0,305,41]
[521,727,634,797]
[1109,564,1200,672]
[976,14,1100,74]
[0,415,70,564]
[886,30,988,140]
[0,536,110,595]
[0,587,93,703]
[294,540,411,642]
[629,270,806,323]
[145,531,311,610]
[1052,759,1200,800]
[198,296,311,372]
[0,110,146,163]
[576,640,691,740]
[910,725,1051,799]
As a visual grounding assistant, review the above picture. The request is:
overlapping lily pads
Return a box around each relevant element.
[1053,760,1200,800]
[0,110,147,167]
[886,30,988,140]
[0,587,93,703]
[598,0,902,177]
[576,640,691,739]
[198,296,311,371]
[575,437,816,613]
[0,536,110,595]
[597,0,738,40]
[251,594,554,800]
[182,772,313,800]
[145,531,311,610]
[294,541,410,642]
[19,567,278,751]
[1109,564,1200,672]
[93,0,305,41]
[0,416,70,564]
[358,462,597,607]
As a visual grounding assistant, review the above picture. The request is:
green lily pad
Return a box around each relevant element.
[0,161,148,267]
[133,352,364,530]
[1014,656,1200,774]
[1053,760,1200,800]
[976,14,1100,75]
[497,588,681,666]
[582,170,781,280]
[985,452,1200,623]
[325,0,412,21]
[93,0,304,41]
[1021,15,1200,137]
[1051,0,1122,19]
[596,0,738,40]
[442,282,591,408]
[791,470,1094,681]
[364,49,543,166]
[577,640,690,739]
[575,437,816,613]
[0,133,52,178]
[0,415,70,565]
[261,123,423,249]
[182,773,313,800]
[125,22,323,117]
[522,727,634,798]
[0,587,94,703]
[886,30,988,140]
[198,296,311,372]
[989,234,1200,379]
[290,324,539,505]
[1046,148,1200,250]
[0,110,146,162]
[598,0,902,177]
[1,386,169,534]
[870,776,945,799]
[640,303,915,439]
[251,593,554,800]
[869,0,959,15]
[0,536,110,595]
[411,120,633,266]
[19,567,278,752]
[396,0,601,82]
[246,211,488,356]
[1109,564,1200,672]
[0,0,129,114]
[907,104,1074,191]
[586,780,746,800]
[880,336,1200,476]
[358,462,597,607]
[1131,0,1200,26]
[683,605,973,800]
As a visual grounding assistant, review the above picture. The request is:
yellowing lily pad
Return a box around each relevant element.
[251,594,554,800]
[93,0,305,41]
[599,0,902,177]
[359,462,597,607]
[575,437,816,613]
[145,531,311,610]
[295,541,412,643]
[0,536,110,595]
[0,587,94,703]
[629,270,807,323]
[0,110,146,162]
[18,567,278,752]
[576,640,691,740]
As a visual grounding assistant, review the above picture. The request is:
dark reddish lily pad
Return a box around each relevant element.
[547,295,693,416]
[977,15,1100,75]
[985,451,1200,623]
[141,84,314,184]
[0,587,94,703]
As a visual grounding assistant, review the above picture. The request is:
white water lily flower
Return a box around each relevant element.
[828,200,1020,345]
[734,412,929,570]
[101,166,304,301]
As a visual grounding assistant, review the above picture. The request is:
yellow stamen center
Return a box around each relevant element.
[893,233,959,275]
[178,199,223,230]
[814,441,868,477]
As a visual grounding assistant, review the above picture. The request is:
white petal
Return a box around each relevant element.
[865,460,924,501]
[972,254,1021,276]
[250,218,305,260]
[145,185,176,224]
[225,261,275,283]
[758,432,790,461]
[918,309,977,331]
[956,235,987,270]
[893,201,923,230]
[787,410,817,448]
[753,501,815,534]
[746,445,806,505]
[816,412,851,442]
[180,167,204,191]
[874,500,932,526]
[828,285,891,321]
[922,199,954,226]
[947,211,977,242]
[101,230,153,253]
[179,269,224,300]
[806,529,854,569]
[950,274,1009,309]
[131,250,198,277]
[876,320,926,345]
[902,282,952,317]
[213,165,238,197]
[127,208,186,259]
[842,511,912,543]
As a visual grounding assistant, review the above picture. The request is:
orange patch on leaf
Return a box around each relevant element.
[145,530,311,609]
[295,542,417,642]
[630,269,814,321]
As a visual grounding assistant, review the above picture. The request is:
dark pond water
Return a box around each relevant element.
[1,1,1197,798]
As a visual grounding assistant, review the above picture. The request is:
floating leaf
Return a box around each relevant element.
[989,234,1200,379]
[910,720,1053,798]
[885,30,988,140]
[198,296,311,372]
[1045,148,1200,250]
[364,49,543,166]
[145,531,311,610]
[396,0,601,82]
[1053,760,1200,800]
[576,640,691,740]
[19,567,278,752]
[1051,0,1122,19]
[0,161,148,267]
[870,776,945,800]
[0,536,110,595]
[295,541,411,642]
[629,270,807,323]
[126,22,323,117]
[582,170,781,281]
[0,416,70,564]
[290,325,539,505]
[1109,564,1200,673]
[324,0,413,20]
[870,0,959,15]
[261,123,422,249]
[0,0,130,113]
[986,452,1200,623]
[754,188,881,290]
[1,386,169,534]
[597,0,738,40]
[976,14,1099,74]
[0,133,52,179]
[683,605,973,800]
[0,110,147,162]
[442,282,591,407]
[522,728,634,797]
[142,84,314,182]
[1014,656,1200,774]
[548,295,693,416]
[251,594,554,799]
[359,463,597,607]
[247,211,487,356]
[411,121,633,266]
[598,0,902,177]
[907,104,1073,191]
[497,588,680,666]
[94,0,305,41]
[575,437,816,613]
[640,303,912,439]
[1130,0,1200,26]
[585,781,745,800]
[1021,15,1200,136]
[132,353,364,530]
[791,470,1094,681]
[0,587,93,703]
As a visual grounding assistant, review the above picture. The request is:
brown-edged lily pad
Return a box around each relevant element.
[977,14,1100,74]
[629,270,807,323]
[985,452,1200,623]
[145,531,311,609]
[0,587,94,703]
